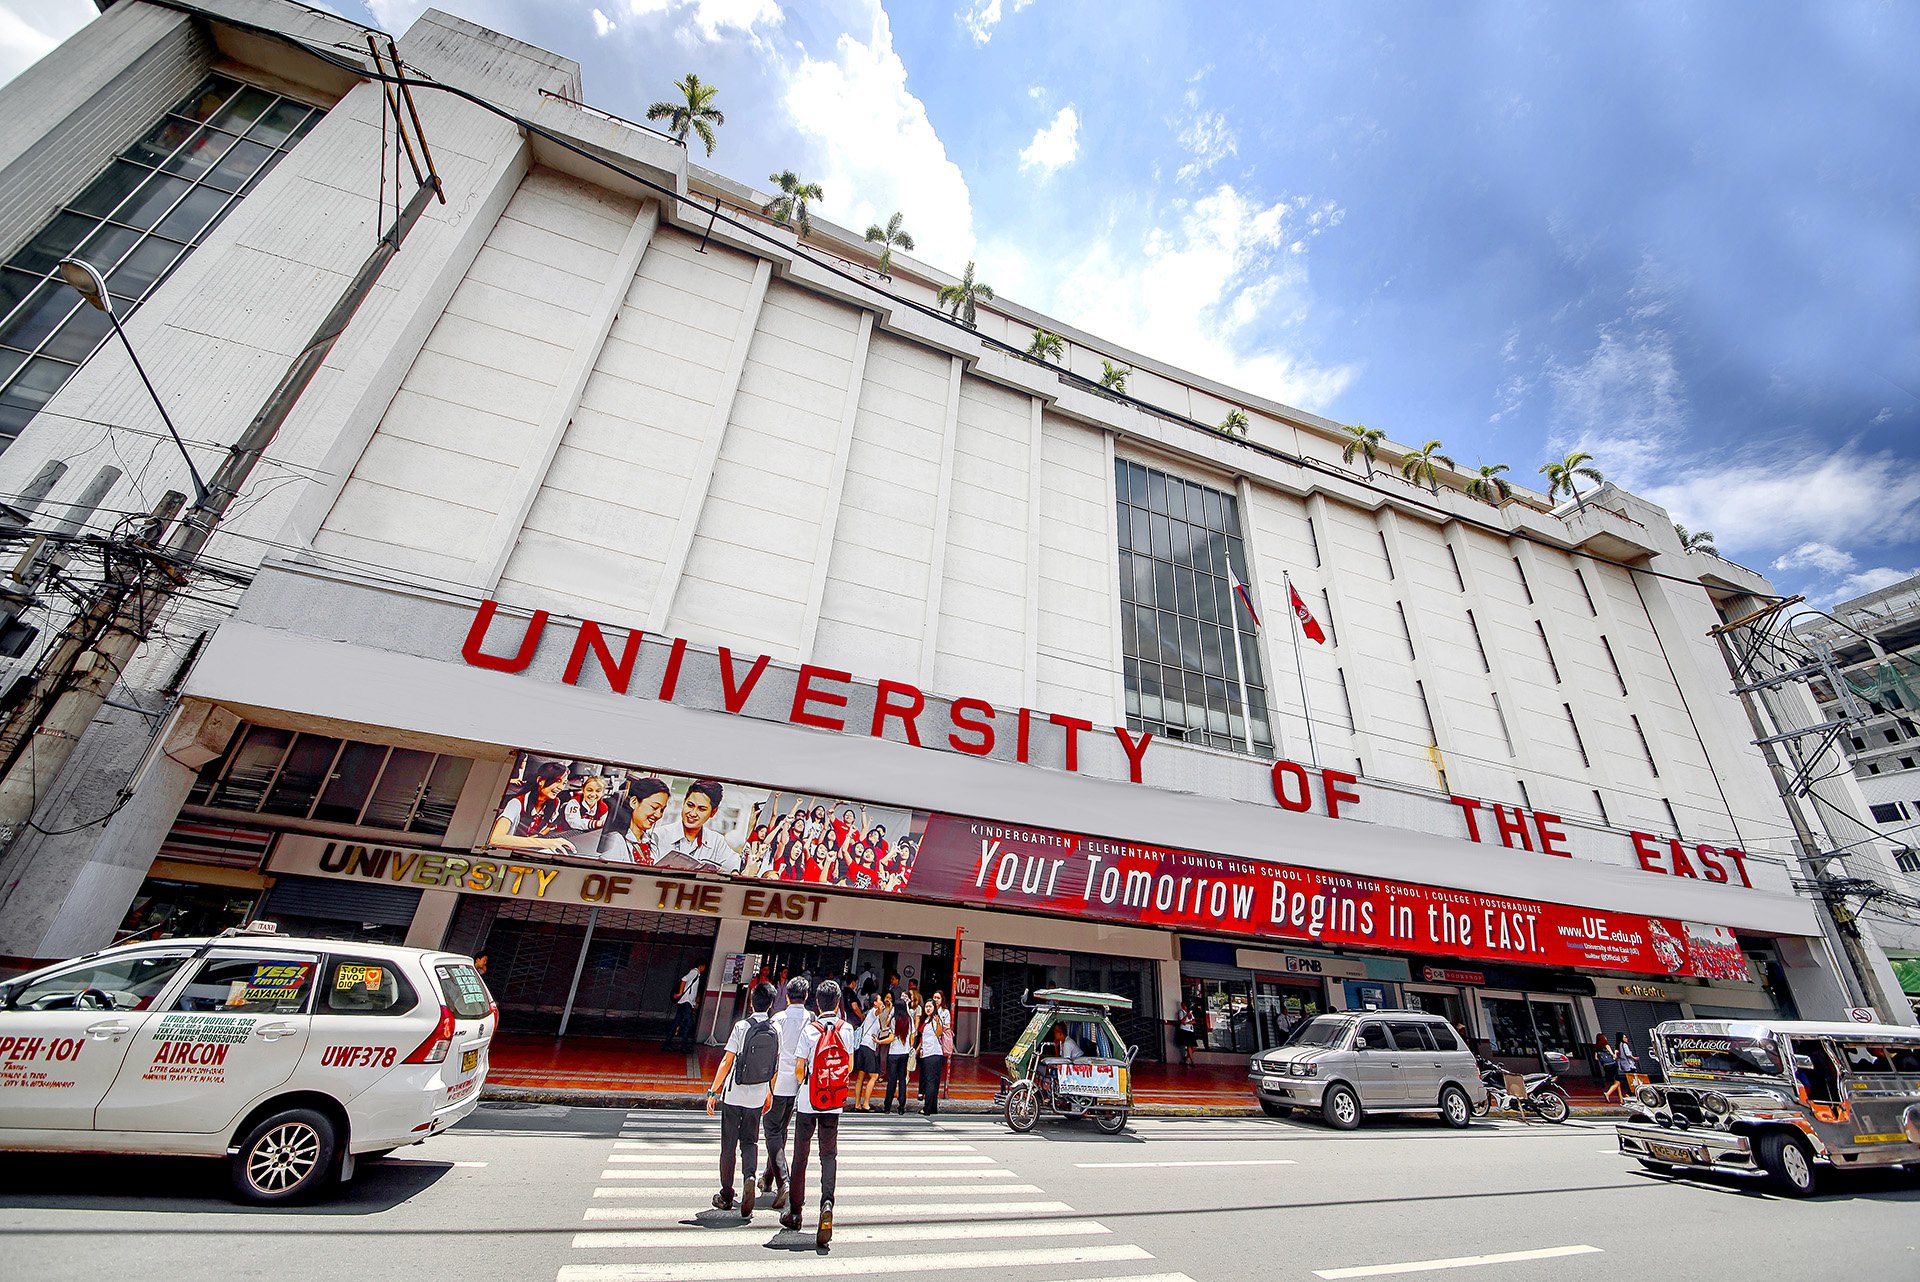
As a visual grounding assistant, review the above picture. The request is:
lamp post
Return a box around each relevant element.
[55,258,208,507]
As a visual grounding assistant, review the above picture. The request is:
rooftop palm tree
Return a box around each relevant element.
[645,72,724,155]
[763,169,824,241]
[937,260,994,328]
[1539,450,1604,507]
[1400,439,1456,493]
[1465,462,1513,505]
[1026,328,1065,363]
[1219,408,1250,438]
[1099,360,1130,394]
[1341,424,1385,477]
[1675,523,1718,555]
[864,211,914,277]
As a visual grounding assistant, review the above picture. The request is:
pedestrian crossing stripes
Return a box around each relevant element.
[556,1244,1155,1281]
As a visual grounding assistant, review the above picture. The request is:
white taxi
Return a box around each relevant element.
[0,923,495,1202]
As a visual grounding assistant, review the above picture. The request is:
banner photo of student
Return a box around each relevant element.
[488,754,915,888]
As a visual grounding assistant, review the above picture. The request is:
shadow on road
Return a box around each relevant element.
[0,1151,450,1215]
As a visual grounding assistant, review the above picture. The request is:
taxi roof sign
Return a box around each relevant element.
[1031,988,1133,1010]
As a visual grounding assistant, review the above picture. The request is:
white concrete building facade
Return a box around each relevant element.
[1,1,1907,1067]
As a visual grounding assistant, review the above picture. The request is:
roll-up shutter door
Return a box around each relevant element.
[1590,998,1685,1052]
[262,874,421,926]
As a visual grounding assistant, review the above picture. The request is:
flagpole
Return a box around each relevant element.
[1286,571,1321,767]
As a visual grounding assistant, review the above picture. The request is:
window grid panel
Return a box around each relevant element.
[1115,459,1271,755]
[0,74,319,447]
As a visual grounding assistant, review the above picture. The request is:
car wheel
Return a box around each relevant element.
[1321,1084,1362,1131]
[1439,1086,1473,1129]
[1756,1131,1818,1197]
[1259,1100,1293,1119]
[1093,1110,1128,1135]
[230,1107,338,1204]
[1003,1081,1040,1133]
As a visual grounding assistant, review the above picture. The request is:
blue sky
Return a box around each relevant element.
[5,0,1917,603]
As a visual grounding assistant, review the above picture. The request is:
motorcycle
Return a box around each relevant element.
[1473,1055,1571,1123]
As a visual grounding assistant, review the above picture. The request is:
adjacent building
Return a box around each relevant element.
[1,0,1910,1081]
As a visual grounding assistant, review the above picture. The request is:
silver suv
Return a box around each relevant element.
[1250,1011,1486,1129]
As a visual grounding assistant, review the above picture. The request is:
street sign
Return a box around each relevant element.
[1847,1006,1878,1023]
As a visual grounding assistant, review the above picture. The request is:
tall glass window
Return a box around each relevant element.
[0,75,321,447]
[1114,458,1272,755]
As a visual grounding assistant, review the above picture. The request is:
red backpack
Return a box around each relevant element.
[809,1018,852,1111]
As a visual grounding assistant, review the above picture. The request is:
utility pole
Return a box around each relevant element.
[0,174,441,845]
[1710,599,1913,1020]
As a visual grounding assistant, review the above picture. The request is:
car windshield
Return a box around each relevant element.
[1659,1034,1785,1078]
[1284,1016,1353,1049]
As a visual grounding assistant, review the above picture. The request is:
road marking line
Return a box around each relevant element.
[581,1200,1075,1221]
[1313,1245,1604,1278]
[1073,1159,1298,1168]
[571,1219,1110,1248]
[585,1184,1047,1202]
[556,1244,1151,1280]
[599,1168,1018,1182]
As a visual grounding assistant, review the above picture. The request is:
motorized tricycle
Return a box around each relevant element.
[994,988,1136,1134]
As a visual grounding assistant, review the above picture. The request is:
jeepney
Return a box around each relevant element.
[994,988,1136,1134]
[1617,1018,1920,1196]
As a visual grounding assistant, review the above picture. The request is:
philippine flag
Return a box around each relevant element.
[1288,582,1328,644]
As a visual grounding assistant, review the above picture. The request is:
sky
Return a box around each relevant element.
[4,0,1918,605]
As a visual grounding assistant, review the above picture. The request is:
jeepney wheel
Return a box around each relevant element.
[1756,1131,1817,1197]
[1439,1086,1473,1129]
[1004,1081,1040,1133]
[1322,1084,1362,1130]
[1259,1101,1293,1119]
[1093,1109,1128,1135]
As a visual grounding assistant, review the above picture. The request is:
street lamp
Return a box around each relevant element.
[56,258,208,507]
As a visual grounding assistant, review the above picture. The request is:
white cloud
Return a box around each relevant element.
[1175,108,1237,183]
[0,0,92,87]
[959,0,1034,43]
[782,4,974,268]
[986,184,1354,412]
[1772,542,1857,575]
[1018,105,1079,175]
[592,7,617,36]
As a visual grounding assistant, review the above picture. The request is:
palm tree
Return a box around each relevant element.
[762,170,824,241]
[1675,523,1718,555]
[1341,424,1385,477]
[937,260,994,328]
[645,72,724,155]
[1099,360,1130,394]
[864,211,914,277]
[1539,450,1604,506]
[1465,463,1513,505]
[1399,439,1456,493]
[1219,409,1249,438]
[1025,328,1065,363]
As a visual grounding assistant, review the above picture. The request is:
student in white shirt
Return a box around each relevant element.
[705,982,776,1217]
[757,975,812,1210]
[785,980,857,1248]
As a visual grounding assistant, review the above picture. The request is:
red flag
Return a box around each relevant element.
[1289,582,1327,644]
[1228,568,1261,628]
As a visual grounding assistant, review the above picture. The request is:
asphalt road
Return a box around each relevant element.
[1,1104,1915,1281]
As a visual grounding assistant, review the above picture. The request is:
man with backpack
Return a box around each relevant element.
[758,974,812,1211]
[705,981,779,1219]
[785,978,856,1248]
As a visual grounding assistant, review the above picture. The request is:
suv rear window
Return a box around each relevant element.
[322,957,418,1015]
[435,962,492,1019]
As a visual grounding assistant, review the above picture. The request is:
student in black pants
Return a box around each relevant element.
[882,997,912,1113]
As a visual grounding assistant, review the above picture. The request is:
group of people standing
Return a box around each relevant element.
[700,973,955,1249]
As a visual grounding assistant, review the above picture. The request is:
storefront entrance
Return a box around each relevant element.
[983,946,1161,1061]
[445,898,718,1038]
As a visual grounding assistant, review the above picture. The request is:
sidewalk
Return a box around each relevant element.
[482,1033,1628,1117]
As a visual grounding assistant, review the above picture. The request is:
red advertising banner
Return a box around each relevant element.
[488,752,1748,981]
